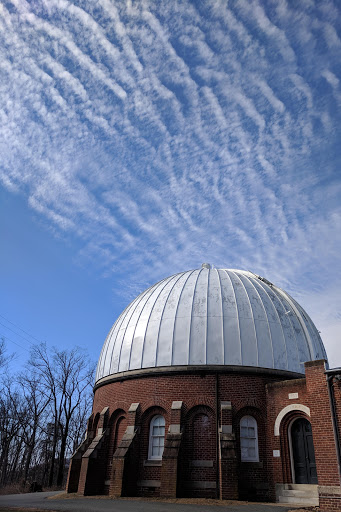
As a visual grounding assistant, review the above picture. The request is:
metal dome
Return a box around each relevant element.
[95,267,327,383]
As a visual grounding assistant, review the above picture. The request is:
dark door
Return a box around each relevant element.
[291,418,318,484]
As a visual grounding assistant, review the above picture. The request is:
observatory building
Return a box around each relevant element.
[67,265,341,510]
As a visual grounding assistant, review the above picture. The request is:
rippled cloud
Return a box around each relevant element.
[0,0,340,363]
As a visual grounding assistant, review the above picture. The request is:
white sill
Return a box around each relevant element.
[144,459,162,467]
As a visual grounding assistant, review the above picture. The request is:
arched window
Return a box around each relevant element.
[148,415,165,460]
[240,415,259,462]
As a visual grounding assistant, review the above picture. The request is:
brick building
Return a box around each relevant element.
[67,265,341,510]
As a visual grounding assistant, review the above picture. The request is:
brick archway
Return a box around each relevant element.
[279,410,311,484]
[179,405,217,499]
[274,404,310,436]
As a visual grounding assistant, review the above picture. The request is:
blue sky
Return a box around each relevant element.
[0,0,340,370]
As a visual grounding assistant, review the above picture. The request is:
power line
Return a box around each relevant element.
[0,313,44,344]
[0,321,38,347]
[0,332,31,353]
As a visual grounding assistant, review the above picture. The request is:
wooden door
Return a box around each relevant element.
[291,418,318,484]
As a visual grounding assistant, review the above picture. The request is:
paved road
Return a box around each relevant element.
[0,492,298,512]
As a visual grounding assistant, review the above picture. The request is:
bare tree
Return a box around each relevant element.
[67,394,92,456]
[28,344,94,487]
[0,338,6,369]
[0,338,13,372]
[0,379,26,485]
[54,348,94,486]
[0,342,93,490]
[17,371,51,485]
[28,344,60,487]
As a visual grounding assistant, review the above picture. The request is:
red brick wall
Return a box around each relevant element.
[305,361,339,487]
[266,360,341,509]
[266,376,309,498]
[73,363,341,506]
[92,370,291,499]
[178,405,217,498]
[235,405,269,501]
[136,406,168,497]
[104,413,127,495]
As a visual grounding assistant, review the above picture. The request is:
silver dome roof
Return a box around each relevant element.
[96,268,327,382]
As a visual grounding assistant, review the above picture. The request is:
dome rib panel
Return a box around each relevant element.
[244,276,274,369]
[171,270,195,365]
[132,280,167,369]
[154,272,185,368]
[141,274,179,369]
[275,289,314,360]
[118,278,167,373]
[274,292,299,372]
[280,290,302,373]
[218,269,241,366]
[213,268,225,364]
[224,270,243,365]
[294,298,324,360]
[188,269,204,365]
[205,268,210,365]
[253,279,288,371]
[248,277,275,366]
[231,271,258,367]
[96,268,327,382]
[131,275,170,370]
[158,271,193,367]
[189,268,208,365]
[172,270,199,366]
[271,286,301,373]
[111,284,161,373]
[97,291,139,380]
[107,291,145,376]
[206,268,224,364]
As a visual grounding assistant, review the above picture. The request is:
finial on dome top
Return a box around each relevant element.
[201,263,211,269]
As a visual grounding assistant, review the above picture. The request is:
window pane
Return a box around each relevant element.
[248,427,255,437]
[149,416,166,459]
[241,447,248,458]
[240,416,258,462]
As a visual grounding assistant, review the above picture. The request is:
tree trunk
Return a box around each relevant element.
[57,417,70,487]
[23,431,36,485]
[48,424,57,487]
[0,444,9,485]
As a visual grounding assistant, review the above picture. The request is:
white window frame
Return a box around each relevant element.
[240,415,259,462]
[148,415,165,460]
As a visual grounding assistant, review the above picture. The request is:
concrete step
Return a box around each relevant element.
[278,496,319,506]
[282,483,318,492]
[276,483,319,506]
[281,489,317,497]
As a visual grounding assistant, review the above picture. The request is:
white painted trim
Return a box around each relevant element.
[148,415,165,460]
[288,418,296,483]
[240,415,259,462]
[274,404,310,436]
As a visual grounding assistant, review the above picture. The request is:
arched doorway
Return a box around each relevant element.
[179,406,216,498]
[290,418,317,484]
